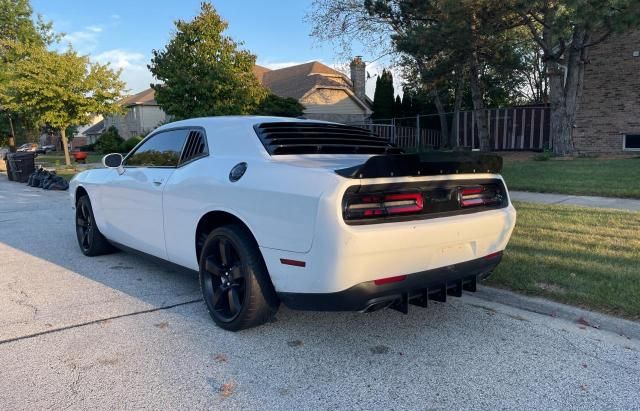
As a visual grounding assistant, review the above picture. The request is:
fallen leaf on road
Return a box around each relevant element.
[576,317,600,329]
[287,340,303,347]
[154,321,169,329]
[220,381,236,398]
[213,354,227,363]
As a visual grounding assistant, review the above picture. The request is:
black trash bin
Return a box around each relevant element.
[6,152,36,183]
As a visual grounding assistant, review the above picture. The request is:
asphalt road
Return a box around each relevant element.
[1,177,639,410]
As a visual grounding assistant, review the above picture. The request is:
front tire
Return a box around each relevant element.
[199,225,279,331]
[75,195,113,256]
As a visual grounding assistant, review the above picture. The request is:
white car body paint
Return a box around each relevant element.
[70,116,516,296]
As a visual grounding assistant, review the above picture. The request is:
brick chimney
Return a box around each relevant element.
[350,56,366,101]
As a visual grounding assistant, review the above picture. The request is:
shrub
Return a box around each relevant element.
[119,136,143,153]
[533,149,554,161]
[94,126,124,154]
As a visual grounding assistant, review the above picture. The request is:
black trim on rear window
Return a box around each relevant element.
[254,122,403,155]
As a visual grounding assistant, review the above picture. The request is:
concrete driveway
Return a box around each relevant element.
[1,177,639,410]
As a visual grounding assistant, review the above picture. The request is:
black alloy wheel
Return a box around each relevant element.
[76,199,93,253]
[202,236,246,323]
[199,225,279,331]
[75,195,113,256]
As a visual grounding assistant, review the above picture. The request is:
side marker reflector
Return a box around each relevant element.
[374,275,407,286]
[484,251,503,260]
[280,258,306,267]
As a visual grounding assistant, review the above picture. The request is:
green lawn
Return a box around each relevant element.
[501,156,640,198]
[488,201,640,320]
[36,152,103,166]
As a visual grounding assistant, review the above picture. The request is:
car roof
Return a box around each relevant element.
[152,116,338,158]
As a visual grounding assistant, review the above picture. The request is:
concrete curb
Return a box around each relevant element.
[474,286,640,340]
[509,190,640,212]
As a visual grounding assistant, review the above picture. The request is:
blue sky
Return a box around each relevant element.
[31,0,400,97]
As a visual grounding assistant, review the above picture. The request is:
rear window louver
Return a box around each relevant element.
[254,122,403,155]
[180,129,207,164]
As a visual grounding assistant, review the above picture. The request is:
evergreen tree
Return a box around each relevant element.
[371,69,395,119]
[393,95,402,118]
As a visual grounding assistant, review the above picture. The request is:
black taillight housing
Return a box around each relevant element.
[342,179,508,224]
[344,192,424,220]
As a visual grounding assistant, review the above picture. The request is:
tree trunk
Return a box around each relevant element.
[449,75,464,148]
[60,128,71,167]
[468,59,490,151]
[548,29,589,155]
[431,90,450,148]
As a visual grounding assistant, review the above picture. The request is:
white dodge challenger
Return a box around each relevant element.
[70,116,516,331]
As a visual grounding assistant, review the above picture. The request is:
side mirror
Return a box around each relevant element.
[102,153,123,168]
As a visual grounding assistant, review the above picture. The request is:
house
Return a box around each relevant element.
[81,120,105,143]
[573,31,640,153]
[103,88,167,140]
[256,57,372,124]
[70,116,104,148]
[101,58,371,141]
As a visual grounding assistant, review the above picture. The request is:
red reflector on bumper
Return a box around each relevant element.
[484,251,503,260]
[280,258,306,267]
[374,275,407,286]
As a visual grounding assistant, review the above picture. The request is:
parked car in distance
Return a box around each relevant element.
[36,144,56,154]
[69,116,516,331]
[17,143,38,152]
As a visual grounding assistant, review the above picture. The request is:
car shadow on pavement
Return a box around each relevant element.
[0,178,502,343]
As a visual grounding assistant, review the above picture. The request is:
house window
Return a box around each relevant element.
[623,134,640,151]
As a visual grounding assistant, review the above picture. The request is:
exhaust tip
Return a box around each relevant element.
[361,299,395,313]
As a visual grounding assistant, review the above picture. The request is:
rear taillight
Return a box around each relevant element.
[345,192,423,220]
[459,186,499,207]
[342,180,506,224]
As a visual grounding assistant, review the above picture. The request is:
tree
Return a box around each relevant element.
[517,0,640,155]
[310,0,543,151]
[253,94,304,117]
[94,126,124,154]
[393,94,402,117]
[0,46,125,165]
[0,0,58,144]
[149,2,267,119]
[372,69,395,119]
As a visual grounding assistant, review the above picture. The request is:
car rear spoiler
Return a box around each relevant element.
[335,152,503,179]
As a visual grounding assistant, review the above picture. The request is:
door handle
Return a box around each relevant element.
[152,179,164,186]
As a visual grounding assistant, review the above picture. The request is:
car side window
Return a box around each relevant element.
[125,129,189,167]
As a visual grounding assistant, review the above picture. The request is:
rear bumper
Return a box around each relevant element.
[278,253,501,311]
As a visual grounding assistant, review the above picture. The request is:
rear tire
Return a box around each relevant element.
[75,195,114,256]
[199,225,279,331]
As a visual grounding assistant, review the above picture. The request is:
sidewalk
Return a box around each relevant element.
[509,191,640,212]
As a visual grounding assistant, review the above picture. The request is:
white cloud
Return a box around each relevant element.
[93,49,154,93]
[63,29,99,53]
[86,25,103,33]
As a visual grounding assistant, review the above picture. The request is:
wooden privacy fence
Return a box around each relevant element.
[455,106,551,150]
[355,124,441,150]
[353,105,551,151]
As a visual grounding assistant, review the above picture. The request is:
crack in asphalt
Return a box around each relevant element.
[0,299,202,346]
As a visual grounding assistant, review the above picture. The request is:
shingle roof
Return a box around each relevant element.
[253,65,271,83]
[83,120,104,136]
[259,61,353,100]
[120,61,365,110]
[119,88,157,106]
